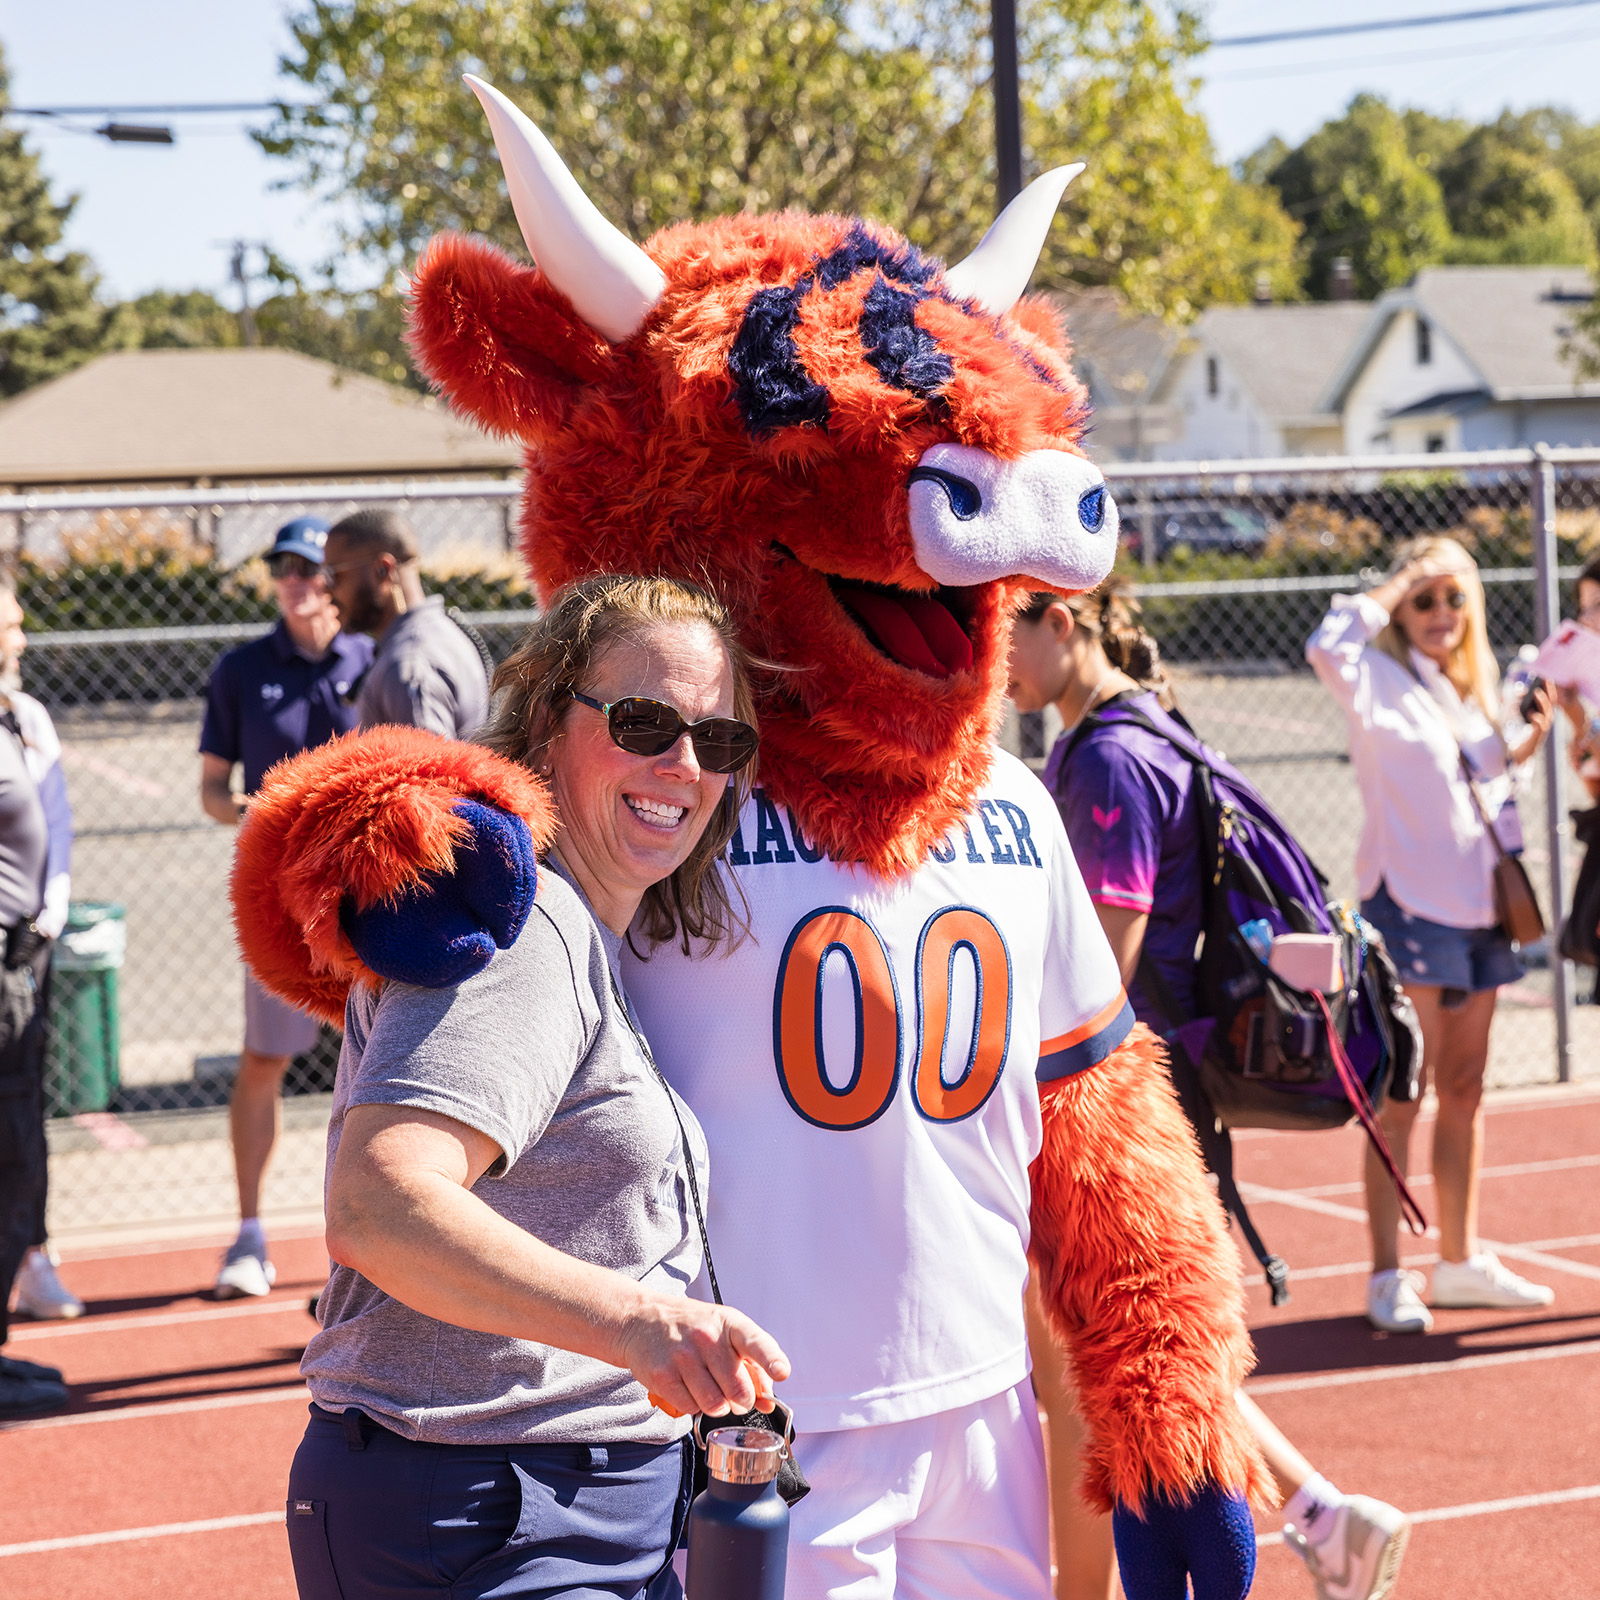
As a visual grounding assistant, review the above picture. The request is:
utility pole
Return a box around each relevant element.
[993,0,1045,761]
[992,0,1023,212]
[229,241,259,348]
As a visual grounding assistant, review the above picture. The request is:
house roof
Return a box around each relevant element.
[1385,388,1495,421]
[0,348,521,487]
[1189,302,1373,426]
[1322,265,1598,410]
[1050,287,1180,408]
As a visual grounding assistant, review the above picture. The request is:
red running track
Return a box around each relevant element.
[1,1082,1596,1598]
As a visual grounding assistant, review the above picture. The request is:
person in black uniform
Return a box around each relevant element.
[199,519,372,1299]
[0,580,66,1415]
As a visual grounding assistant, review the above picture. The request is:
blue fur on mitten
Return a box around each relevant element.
[1112,1483,1257,1600]
[341,800,538,987]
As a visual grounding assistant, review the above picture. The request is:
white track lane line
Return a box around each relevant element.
[1257,1481,1600,1546]
[1245,1336,1600,1396]
[0,1510,284,1559]
[1246,1233,1600,1286]
[0,1384,310,1434]
[1229,1082,1600,1140]
[16,1482,1600,1562]
[1237,1182,1600,1284]
[8,1295,316,1343]
[1283,1152,1600,1199]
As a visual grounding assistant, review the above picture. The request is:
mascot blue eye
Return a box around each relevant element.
[1078,485,1106,533]
[908,466,982,520]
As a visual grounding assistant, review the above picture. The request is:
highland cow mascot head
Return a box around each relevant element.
[236,76,1270,1600]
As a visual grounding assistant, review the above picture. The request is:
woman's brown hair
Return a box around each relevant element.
[480,573,757,955]
[1020,577,1172,701]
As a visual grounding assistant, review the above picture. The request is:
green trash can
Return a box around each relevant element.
[44,902,125,1116]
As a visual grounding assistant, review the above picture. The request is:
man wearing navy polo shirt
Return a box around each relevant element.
[198,518,373,1298]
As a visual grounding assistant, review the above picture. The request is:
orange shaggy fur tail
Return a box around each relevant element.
[230,727,557,1026]
[1030,1024,1275,1516]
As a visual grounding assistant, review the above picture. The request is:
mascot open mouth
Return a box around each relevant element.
[828,575,978,678]
[770,541,979,679]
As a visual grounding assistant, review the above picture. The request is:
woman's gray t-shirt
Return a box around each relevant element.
[301,868,708,1446]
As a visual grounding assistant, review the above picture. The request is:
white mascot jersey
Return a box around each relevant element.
[623,749,1132,1433]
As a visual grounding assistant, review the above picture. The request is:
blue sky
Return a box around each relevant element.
[5,1,1600,304]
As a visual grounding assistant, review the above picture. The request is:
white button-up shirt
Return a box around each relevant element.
[1307,593,1517,930]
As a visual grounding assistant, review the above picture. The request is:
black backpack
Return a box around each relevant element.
[1063,698,1426,1304]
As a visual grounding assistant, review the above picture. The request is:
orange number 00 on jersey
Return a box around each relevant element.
[773,905,1012,1130]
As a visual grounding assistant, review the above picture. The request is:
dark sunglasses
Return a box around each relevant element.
[266,554,323,581]
[1410,588,1467,613]
[569,691,758,774]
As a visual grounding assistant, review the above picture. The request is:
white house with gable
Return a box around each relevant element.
[1324,266,1600,454]
[1153,266,1599,461]
[1154,302,1373,461]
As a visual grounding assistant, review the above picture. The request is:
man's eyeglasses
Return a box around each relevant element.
[266,554,323,581]
[1410,588,1467,614]
[569,691,759,774]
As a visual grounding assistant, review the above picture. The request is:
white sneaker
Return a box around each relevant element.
[1285,1495,1411,1600]
[1366,1269,1433,1333]
[1431,1250,1554,1310]
[213,1239,276,1299]
[10,1246,84,1320]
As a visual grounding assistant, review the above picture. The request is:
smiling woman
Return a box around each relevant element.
[270,572,783,1600]
[481,573,762,953]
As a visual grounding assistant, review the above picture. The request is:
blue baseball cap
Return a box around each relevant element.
[267,517,331,564]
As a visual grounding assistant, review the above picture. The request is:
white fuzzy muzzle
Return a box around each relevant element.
[907,442,1120,592]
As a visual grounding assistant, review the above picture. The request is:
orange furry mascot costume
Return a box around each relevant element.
[236,76,1269,1600]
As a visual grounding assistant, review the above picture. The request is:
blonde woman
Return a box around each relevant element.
[1307,536,1555,1334]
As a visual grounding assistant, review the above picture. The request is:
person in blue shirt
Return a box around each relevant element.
[199,518,373,1299]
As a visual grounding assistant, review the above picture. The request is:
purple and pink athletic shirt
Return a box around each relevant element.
[1041,690,1236,1031]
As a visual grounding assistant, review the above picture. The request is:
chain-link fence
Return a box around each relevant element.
[5,451,1595,1240]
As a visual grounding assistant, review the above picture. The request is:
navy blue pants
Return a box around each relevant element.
[286,1405,692,1599]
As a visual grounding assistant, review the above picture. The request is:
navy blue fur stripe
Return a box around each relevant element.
[730,219,1075,433]
[859,276,953,399]
[1035,998,1136,1083]
[729,281,831,435]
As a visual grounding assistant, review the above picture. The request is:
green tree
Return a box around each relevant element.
[1436,123,1595,267]
[1011,0,1299,315]
[121,289,245,349]
[0,47,124,396]
[1487,107,1600,240]
[1263,94,1453,300]
[259,0,1296,322]
[255,281,419,389]
[117,279,422,389]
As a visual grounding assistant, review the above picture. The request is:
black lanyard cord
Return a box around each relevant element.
[608,970,723,1306]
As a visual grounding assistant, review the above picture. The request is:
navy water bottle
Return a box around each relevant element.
[685,1427,789,1600]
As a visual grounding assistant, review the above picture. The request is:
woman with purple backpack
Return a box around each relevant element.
[1009,577,1410,1600]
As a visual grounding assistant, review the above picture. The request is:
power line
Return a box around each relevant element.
[8,102,289,118]
[1208,20,1600,80]
[1211,0,1600,49]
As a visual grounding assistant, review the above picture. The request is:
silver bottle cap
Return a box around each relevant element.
[705,1427,785,1484]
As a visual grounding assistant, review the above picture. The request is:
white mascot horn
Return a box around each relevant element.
[943,164,1084,318]
[463,74,667,344]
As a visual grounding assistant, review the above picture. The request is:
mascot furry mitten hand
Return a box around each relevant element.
[232,727,557,1026]
[342,799,538,988]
